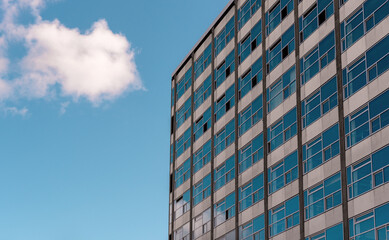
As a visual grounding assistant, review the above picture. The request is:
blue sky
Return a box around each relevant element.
[0,0,229,239]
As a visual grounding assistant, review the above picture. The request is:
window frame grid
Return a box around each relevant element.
[194,44,212,80]
[267,65,296,113]
[301,76,338,129]
[215,84,235,122]
[215,119,236,156]
[299,0,334,43]
[303,123,340,174]
[192,208,211,239]
[345,90,389,148]
[215,16,235,57]
[214,192,236,227]
[268,150,298,194]
[214,155,235,191]
[176,97,192,129]
[193,140,212,173]
[347,146,389,199]
[238,20,262,65]
[300,31,336,85]
[342,35,389,99]
[340,0,389,51]
[193,174,211,206]
[266,25,295,74]
[268,195,300,237]
[194,107,212,141]
[175,157,191,188]
[304,173,342,220]
[215,50,235,89]
[177,67,193,101]
[239,133,264,174]
[265,0,294,36]
[238,57,262,100]
[194,74,212,110]
[238,173,264,212]
[238,95,263,136]
[267,107,297,153]
[238,0,261,30]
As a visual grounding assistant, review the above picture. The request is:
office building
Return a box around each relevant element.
[169,0,389,239]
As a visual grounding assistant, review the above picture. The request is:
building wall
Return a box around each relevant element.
[169,0,389,239]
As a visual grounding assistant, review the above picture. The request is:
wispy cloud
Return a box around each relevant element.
[2,106,28,116]
[59,101,69,115]
[0,0,143,105]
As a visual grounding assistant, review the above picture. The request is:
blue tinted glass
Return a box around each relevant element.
[372,146,389,171]
[323,124,339,148]
[366,35,389,68]
[369,90,389,119]
[375,203,389,227]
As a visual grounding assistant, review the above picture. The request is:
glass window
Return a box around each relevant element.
[176,127,191,158]
[239,214,265,240]
[306,223,343,240]
[267,65,296,113]
[194,74,211,110]
[345,89,389,148]
[341,0,389,51]
[214,192,236,226]
[266,0,294,35]
[304,173,342,220]
[347,145,389,199]
[215,155,235,191]
[267,107,297,152]
[174,190,190,219]
[239,173,264,212]
[266,25,295,73]
[301,76,337,128]
[215,17,235,57]
[299,0,334,42]
[238,57,263,99]
[193,209,211,239]
[303,123,340,173]
[269,195,300,237]
[215,84,235,122]
[239,20,262,64]
[343,35,389,99]
[193,140,211,173]
[193,174,211,206]
[194,44,212,79]
[238,95,263,136]
[239,133,264,173]
[174,222,189,240]
[194,107,211,141]
[349,203,389,240]
[175,158,191,188]
[238,0,261,29]
[268,150,298,194]
[176,97,191,129]
[177,67,192,101]
[215,119,235,156]
[300,31,335,85]
[215,50,235,88]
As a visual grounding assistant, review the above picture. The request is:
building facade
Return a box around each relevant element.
[169,0,389,239]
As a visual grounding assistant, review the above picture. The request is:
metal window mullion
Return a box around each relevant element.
[332,0,352,237]
[210,26,216,240]
[233,1,240,239]
[170,75,178,239]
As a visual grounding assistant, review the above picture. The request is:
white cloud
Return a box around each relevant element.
[0,0,143,105]
[3,106,28,116]
[59,101,69,115]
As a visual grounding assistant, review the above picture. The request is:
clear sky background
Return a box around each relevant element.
[0,0,229,239]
